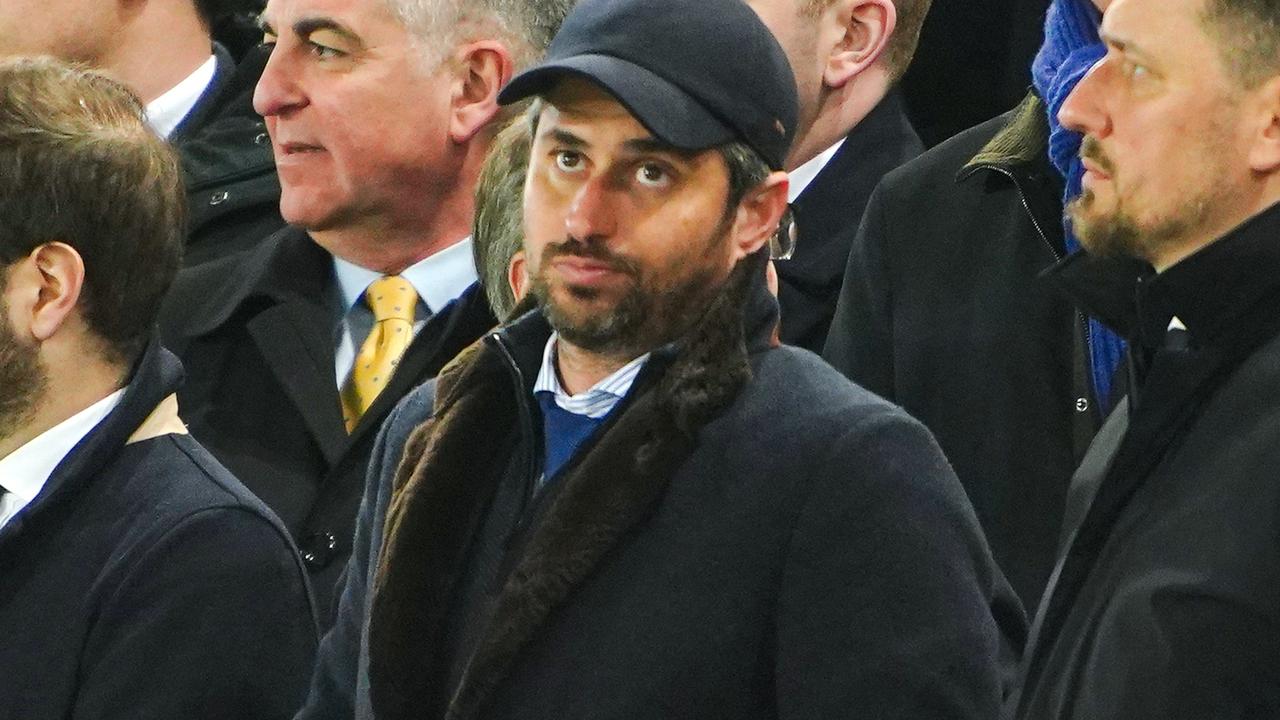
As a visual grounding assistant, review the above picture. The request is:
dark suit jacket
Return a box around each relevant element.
[777,90,923,352]
[0,342,317,720]
[160,226,496,615]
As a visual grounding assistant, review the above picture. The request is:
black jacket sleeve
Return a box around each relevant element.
[73,507,318,720]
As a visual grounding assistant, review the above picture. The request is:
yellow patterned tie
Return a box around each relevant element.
[341,276,418,431]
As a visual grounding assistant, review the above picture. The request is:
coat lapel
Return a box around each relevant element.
[246,298,348,466]
[445,380,695,720]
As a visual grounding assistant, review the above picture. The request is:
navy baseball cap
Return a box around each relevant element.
[497,0,798,171]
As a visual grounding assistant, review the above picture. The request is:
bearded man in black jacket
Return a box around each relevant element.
[1013,0,1280,715]
[297,0,1023,718]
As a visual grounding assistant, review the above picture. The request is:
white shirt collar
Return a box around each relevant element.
[786,137,847,203]
[332,237,478,315]
[0,390,125,504]
[145,54,218,139]
[533,333,649,419]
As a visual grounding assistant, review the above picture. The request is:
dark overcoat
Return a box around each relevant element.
[1013,203,1280,718]
[822,93,1099,609]
[0,343,317,719]
[160,227,496,614]
[298,269,1025,720]
[174,43,287,266]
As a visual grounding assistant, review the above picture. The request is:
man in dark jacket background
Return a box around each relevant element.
[1013,0,1280,715]
[297,0,1022,717]
[823,0,1111,611]
[0,57,316,720]
[161,0,574,615]
[0,0,288,265]
[745,0,928,351]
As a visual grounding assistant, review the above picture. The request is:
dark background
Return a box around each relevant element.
[901,0,1053,147]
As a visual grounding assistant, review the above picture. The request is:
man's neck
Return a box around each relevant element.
[97,4,212,103]
[1152,189,1280,273]
[785,72,890,171]
[313,199,475,274]
[555,340,641,396]
[0,364,123,462]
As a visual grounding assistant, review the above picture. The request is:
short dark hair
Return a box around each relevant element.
[805,0,933,83]
[1201,0,1280,89]
[473,120,533,321]
[194,0,264,29]
[0,57,185,366]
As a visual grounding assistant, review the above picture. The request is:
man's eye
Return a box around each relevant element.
[1123,60,1149,80]
[260,32,277,48]
[554,151,584,173]
[308,41,345,59]
[635,163,669,187]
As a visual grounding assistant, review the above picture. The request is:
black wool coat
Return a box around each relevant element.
[777,90,923,352]
[822,93,1099,610]
[298,267,1024,720]
[0,343,317,720]
[160,227,497,616]
[1013,203,1280,719]
[174,43,286,267]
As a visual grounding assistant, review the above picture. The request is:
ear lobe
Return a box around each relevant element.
[824,0,896,88]
[28,243,85,342]
[450,41,516,144]
[729,172,791,261]
[1249,77,1280,173]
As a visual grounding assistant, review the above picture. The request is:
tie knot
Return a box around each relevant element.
[365,276,418,323]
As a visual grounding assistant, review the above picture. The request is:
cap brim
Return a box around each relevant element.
[498,54,736,153]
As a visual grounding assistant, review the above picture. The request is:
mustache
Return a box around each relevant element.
[541,238,639,276]
[1079,137,1115,175]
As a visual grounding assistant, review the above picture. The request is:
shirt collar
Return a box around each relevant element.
[787,137,846,203]
[332,237,478,314]
[0,390,125,502]
[145,54,218,139]
[534,333,650,419]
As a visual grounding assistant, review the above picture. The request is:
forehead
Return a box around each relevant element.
[536,78,654,142]
[262,0,399,32]
[1102,0,1212,59]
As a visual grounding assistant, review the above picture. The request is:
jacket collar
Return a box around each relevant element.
[963,91,1049,174]
[367,253,778,720]
[0,339,184,543]
[1043,201,1280,352]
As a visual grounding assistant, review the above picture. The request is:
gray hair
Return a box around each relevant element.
[385,0,575,69]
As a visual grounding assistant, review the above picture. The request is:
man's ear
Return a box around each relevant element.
[823,0,896,88]
[6,243,85,343]
[729,171,790,261]
[1248,75,1280,174]
[449,40,516,143]
[507,250,528,302]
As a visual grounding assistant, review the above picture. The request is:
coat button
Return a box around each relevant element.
[254,132,269,145]
[209,191,230,206]
[300,531,339,570]
[1075,397,1090,413]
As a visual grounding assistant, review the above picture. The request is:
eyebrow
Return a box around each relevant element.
[258,14,363,47]
[1100,31,1157,65]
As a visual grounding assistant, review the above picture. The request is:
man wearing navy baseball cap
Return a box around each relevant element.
[297,0,1022,717]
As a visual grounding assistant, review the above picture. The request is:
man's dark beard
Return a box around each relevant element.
[531,236,726,361]
[0,299,48,447]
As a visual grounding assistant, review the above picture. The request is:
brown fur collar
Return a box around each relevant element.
[366,254,770,720]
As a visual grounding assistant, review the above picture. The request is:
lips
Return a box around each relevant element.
[278,142,324,155]
[1081,158,1110,180]
[550,255,628,286]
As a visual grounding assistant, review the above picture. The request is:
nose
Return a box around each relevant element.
[564,174,618,243]
[253,45,307,118]
[1058,60,1110,138]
